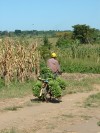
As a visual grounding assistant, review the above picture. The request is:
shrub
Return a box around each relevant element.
[56,77,67,90]
[49,80,62,98]
[32,81,42,98]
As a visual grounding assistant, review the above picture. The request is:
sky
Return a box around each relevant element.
[0,0,99,31]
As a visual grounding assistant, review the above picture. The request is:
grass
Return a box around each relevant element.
[0,128,18,133]
[62,75,100,112]
[4,105,23,111]
[0,73,100,100]
[0,80,34,99]
[57,44,100,73]
[84,92,100,107]
[61,114,74,118]
[80,115,92,120]
[62,75,100,95]
[97,121,100,126]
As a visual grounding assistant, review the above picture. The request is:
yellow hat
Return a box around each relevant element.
[51,53,57,58]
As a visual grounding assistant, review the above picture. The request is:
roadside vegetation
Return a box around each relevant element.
[0,24,100,100]
[0,128,18,133]
[0,80,33,99]
[84,92,100,108]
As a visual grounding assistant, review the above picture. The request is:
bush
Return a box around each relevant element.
[39,67,54,79]
[49,80,62,98]
[56,77,67,90]
[32,81,42,98]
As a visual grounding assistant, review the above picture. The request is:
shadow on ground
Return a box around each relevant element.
[30,97,62,104]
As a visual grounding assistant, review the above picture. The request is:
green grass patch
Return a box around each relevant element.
[54,45,100,73]
[61,58,100,73]
[4,105,23,111]
[84,92,100,107]
[80,115,92,120]
[0,74,100,99]
[63,76,100,95]
[0,80,34,99]
[97,121,100,126]
[0,128,18,133]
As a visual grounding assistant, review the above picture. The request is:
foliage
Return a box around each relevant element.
[49,80,62,98]
[56,77,67,90]
[60,58,100,73]
[56,44,100,73]
[0,30,57,38]
[39,36,51,61]
[43,36,52,49]
[0,78,5,88]
[55,31,72,38]
[15,30,21,35]
[0,80,33,99]
[0,27,100,45]
[32,81,42,98]
[39,67,54,79]
[0,128,17,133]
[56,36,73,48]
[39,46,50,61]
[72,24,99,44]
[39,42,100,74]
[84,92,100,107]
[32,67,66,99]
[97,121,100,126]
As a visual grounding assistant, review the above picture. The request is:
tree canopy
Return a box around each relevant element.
[72,24,99,44]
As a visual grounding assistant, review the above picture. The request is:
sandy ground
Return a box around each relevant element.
[0,83,100,133]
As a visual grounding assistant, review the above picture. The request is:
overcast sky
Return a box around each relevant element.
[0,0,99,31]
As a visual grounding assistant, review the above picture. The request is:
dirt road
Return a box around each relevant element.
[0,86,100,133]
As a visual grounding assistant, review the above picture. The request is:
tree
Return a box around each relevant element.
[15,30,21,35]
[1,31,9,36]
[56,37,70,48]
[39,36,51,62]
[56,33,73,48]
[72,24,98,44]
[43,36,51,49]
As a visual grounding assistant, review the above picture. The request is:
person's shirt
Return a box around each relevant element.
[47,58,60,73]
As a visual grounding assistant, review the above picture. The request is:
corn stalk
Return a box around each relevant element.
[0,38,40,85]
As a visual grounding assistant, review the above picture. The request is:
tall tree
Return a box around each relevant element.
[72,24,98,44]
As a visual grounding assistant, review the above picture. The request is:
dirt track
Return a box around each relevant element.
[0,84,100,133]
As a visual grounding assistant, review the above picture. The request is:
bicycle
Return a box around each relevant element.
[37,77,62,102]
[37,77,51,102]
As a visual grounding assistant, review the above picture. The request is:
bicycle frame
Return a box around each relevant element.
[38,77,50,102]
[37,76,62,102]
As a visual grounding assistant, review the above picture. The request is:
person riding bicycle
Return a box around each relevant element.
[37,52,62,102]
[47,52,61,79]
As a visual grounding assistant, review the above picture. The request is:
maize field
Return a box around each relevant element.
[0,37,40,85]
